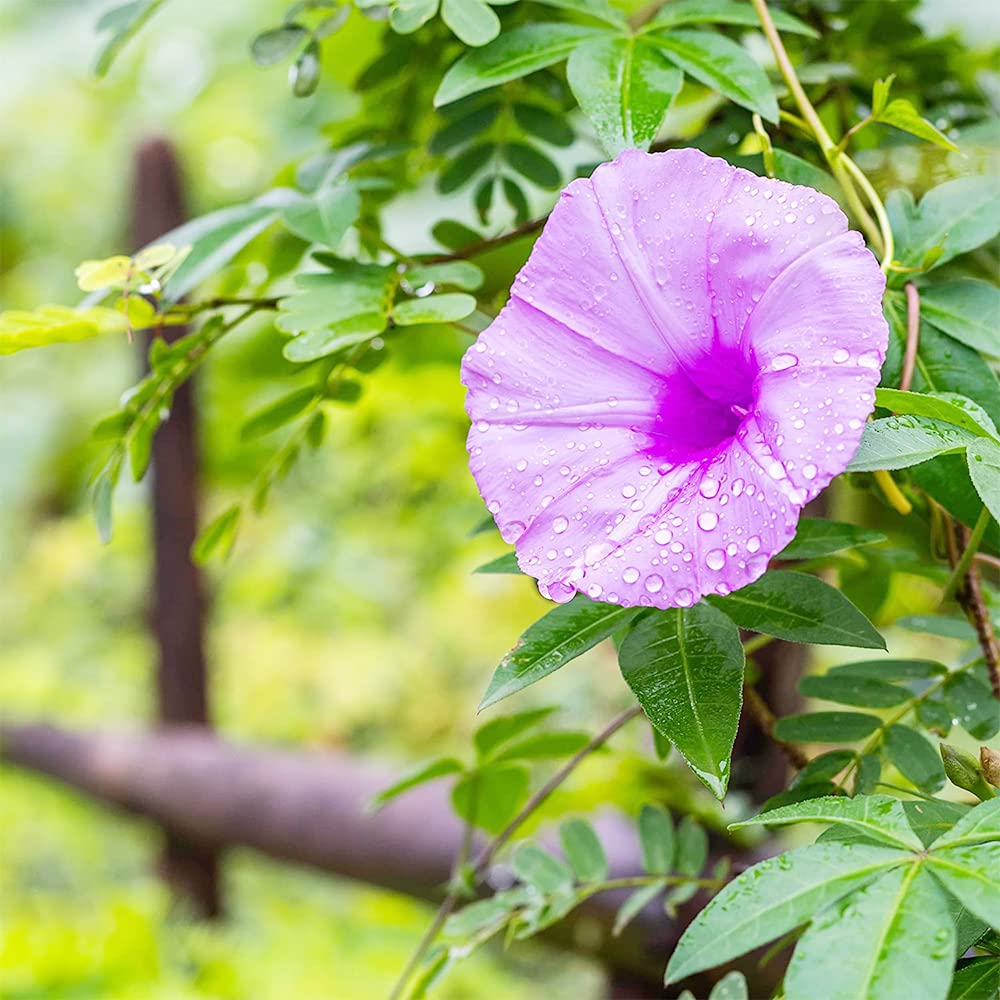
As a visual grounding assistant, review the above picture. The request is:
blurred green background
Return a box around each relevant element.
[0,1,996,997]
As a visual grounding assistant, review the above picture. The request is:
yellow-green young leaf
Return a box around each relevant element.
[132,243,179,270]
[75,255,134,291]
[0,303,152,356]
[392,293,476,326]
[876,98,960,152]
[784,866,954,1000]
[567,36,682,156]
[191,505,242,565]
[870,74,895,117]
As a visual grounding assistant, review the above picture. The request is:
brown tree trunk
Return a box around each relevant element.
[131,139,220,918]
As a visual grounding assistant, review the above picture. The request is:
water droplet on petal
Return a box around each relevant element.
[771,353,798,372]
[553,516,569,534]
[697,511,719,531]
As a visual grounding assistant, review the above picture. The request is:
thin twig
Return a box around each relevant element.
[424,216,549,265]
[389,705,642,1000]
[951,516,1000,699]
[900,282,920,392]
[742,684,809,769]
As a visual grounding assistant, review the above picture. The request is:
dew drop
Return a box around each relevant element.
[697,511,719,531]
[771,353,798,372]
[706,549,726,570]
[675,588,694,607]
[699,477,720,499]
[747,535,761,553]
[645,574,664,594]
[623,567,640,584]
[553,516,569,535]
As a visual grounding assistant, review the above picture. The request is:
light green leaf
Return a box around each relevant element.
[675,816,708,876]
[773,712,882,743]
[798,672,908,708]
[405,261,485,291]
[731,795,923,851]
[784,865,955,1000]
[613,880,666,936]
[884,725,946,794]
[560,818,608,882]
[664,843,911,984]
[567,37,682,156]
[512,843,574,894]
[191,504,241,564]
[479,595,639,709]
[282,319,386,363]
[876,98,960,152]
[251,24,308,66]
[649,30,778,123]
[94,0,166,77]
[393,293,477,326]
[777,518,886,560]
[530,0,627,28]
[638,804,675,875]
[708,570,886,649]
[441,0,501,47]
[434,24,604,106]
[932,798,1000,849]
[848,415,980,471]
[929,842,1000,928]
[474,706,556,758]
[646,0,817,37]
[280,185,360,248]
[370,757,464,809]
[875,388,997,439]
[240,388,317,441]
[491,730,591,761]
[277,265,391,334]
[618,603,744,799]
[943,673,1000,741]
[967,438,1000,524]
[389,0,438,34]
[827,659,947,681]
[451,763,530,833]
[708,972,749,1000]
[920,280,1000,357]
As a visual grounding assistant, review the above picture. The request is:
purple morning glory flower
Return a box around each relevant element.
[462,148,888,608]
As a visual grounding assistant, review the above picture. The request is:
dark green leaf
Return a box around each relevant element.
[512,104,574,147]
[646,0,817,37]
[898,614,977,641]
[502,177,530,224]
[370,757,464,809]
[798,673,909,709]
[828,658,947,681]
[451,763,530,833]
[849,415,979,471]
[792,750,855,787]
[503,142,561,189]
[618,603,745,798]
[567,37,682,156]
[560,818,608,882]
[777,518,886,560]
[430,104,501,155]
[920,280,1000,357]
[884,724,946,793]
[474,551,520,574]
[435,24,604,106]
[856,752,882,795]
[903,799,969,850]
[675,816,708,876]
[948,958,1000,1000]
[664,843,911,984]
[479,595,639,709]
[708,570,886,649]
[432,219,484,250]
[191,505,241,564]
[649,30,778,123]
[774,712,882,743]
[944,673,1000,740]
[437,143,494,193]
[638,804,675,875]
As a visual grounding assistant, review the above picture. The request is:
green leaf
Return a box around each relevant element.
[451,763,530,833]
[732,796,922,851]
[529,0,627,29]
[512,104,575,147]
[884,724,946,793]
[920,280,1000,357]
[479,596,639,709]
[888,175,1000,271]
[827,658,947,681]
[405,260,485,291]
[277,265,390,337]
[474,551,521,574]
[251,25,309,66]
[370,757,464,809]
[898,614,977,641]
[798,673,909,709]
[649,30,778,123]
[290,39,322,97]
[849,415,980,471]
[792,750,855,787]
[430,104,500,155]
[967,439,1000,524]
[434,24,604,106]
[240,388,317,441]
[664,843,911,984]
[856,752,882,795]
[944,673,1000,741]
[777,518,886,561]
[280,185,360,248]
[437,143,495,193]
[503,143,561,189]
[948,958,1000,1000]
[929,842,1000,928]
[675,816,708,876]
[875,388,997,440]
[559,818,608,882]
[618,603,745,799]
[708,570,886,649]
[876,98,960,152]
[613,881,666,936]
[492,729,591,761]
[393,293,477,326]
[503,177,530,223]
[512,843,574,894]
[389,0,438,34]
[774,712,882,743]
[94,0,166,77]
[903,800,970,850]
[784,865,955,1000]
[0,304,144,356]
[638,804,675,875]
[646,0,817,37]
[708,972,750,1000]
[91,458,121,544]
[441,0,501,47]
[772,149,844,204]
[567,37,682,156]
[473,706,556,758]
[932,798,1000,849]
[191,505,241,564]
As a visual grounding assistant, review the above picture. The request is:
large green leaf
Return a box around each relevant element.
[618,603,744,798]
[875,388,998,439]
[479,596,638,709]
[731,796,922,851]
[777,518,886,561]
[645,0,816,36]
[707,571,885,649]
[888,175,1000,271]
[567,36,682,156]
[967,438,1000,523]
[648,30,778,122]
[929,842,1000,928]
[920,280,1000,357]
[664,843,911,984]
[948,958,1000,1000]
[434,24,603,106]
[773,711,882,743]
[848,415,979,471]
[932,798,1000,849]
[784,865,954,1000]
[280,184,360,248]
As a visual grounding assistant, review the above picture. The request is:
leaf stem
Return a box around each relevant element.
[900,282,920,392]
[874,469,913,517]
[941,506,991,603]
